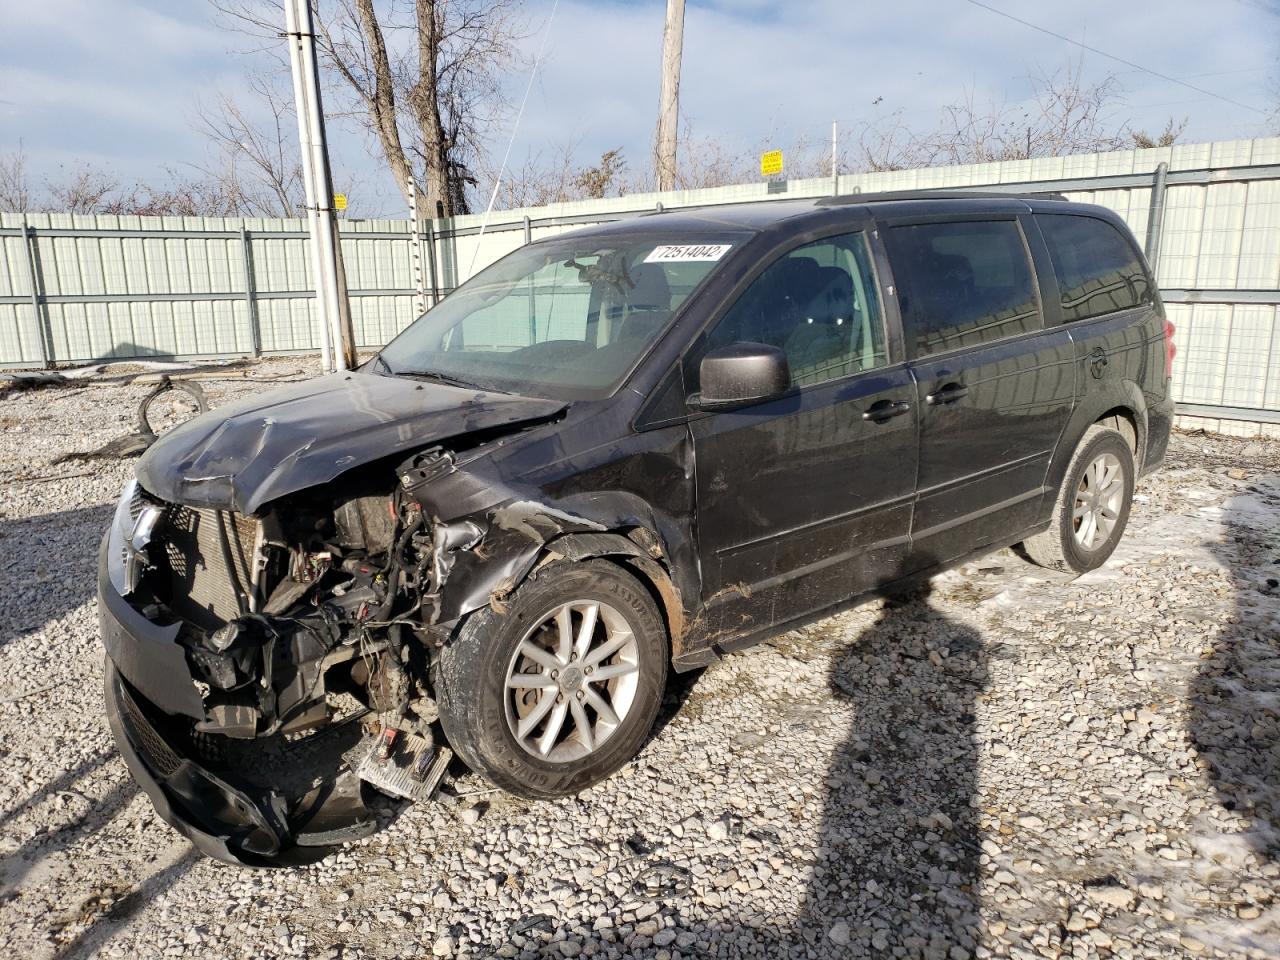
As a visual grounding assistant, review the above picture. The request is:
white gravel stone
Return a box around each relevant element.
[0,362,1276,959]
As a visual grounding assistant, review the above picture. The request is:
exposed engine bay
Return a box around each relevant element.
[108,446,521,863]
[139,474,454,744]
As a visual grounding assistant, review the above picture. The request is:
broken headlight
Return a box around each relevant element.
[107,477,163,596]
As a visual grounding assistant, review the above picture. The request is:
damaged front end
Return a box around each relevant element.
[96,358,688,865]
[94,371,599,865]
[100,435,635,866]
[100,461,505,866]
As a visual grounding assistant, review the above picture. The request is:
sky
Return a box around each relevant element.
[1,0,1277,217]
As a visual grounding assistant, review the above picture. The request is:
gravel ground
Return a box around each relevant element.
[1,358,1277,960]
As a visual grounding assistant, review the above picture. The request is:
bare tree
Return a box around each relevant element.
[1131,118,1188,149]
[0,144,33,213]
[45,165,128,214]
[851,108,927,173]
[196,75,307,217]
[477,144,637,209]
[670,124,751,190]
[670,125,844,189]
[123,173,248,217]
[574,149,627,199]
[212,0,528,218]
[855,61,1185,172]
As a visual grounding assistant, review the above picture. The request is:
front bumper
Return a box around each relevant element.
[104,660,301,866]
[99,537,375,867]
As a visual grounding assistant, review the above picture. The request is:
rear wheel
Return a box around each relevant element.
[1020,425,1134,574]
[434,559,667,799]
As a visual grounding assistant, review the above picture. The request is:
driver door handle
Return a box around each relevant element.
[925,382,969,405]
[862,399,912,423]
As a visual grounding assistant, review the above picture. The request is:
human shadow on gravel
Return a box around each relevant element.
[0,748,112,830]
[49,847,200,960]
[459,575,991,958]
[785,583,990,957]
[1189,478,1280,870]
[0,778,138,893]
[672,580,991,958]
[0,504,113,650]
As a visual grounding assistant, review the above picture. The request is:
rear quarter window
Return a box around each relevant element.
[1037,214,1152,322]
[884,219,1041,359]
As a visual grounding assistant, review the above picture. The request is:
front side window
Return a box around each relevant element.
[886,220,1041,358]
[378,234,748,400]
[698,232,887,388]
[1038,214,1151,322]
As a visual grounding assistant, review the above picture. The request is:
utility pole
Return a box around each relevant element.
[831,121,839,196]
[285,0,355,372]
[655,0,685,192]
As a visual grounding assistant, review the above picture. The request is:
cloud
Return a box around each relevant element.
[509,0,1275,163]
[2,0,1276,215]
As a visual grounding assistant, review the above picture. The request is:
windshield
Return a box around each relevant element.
[377,232,749,400]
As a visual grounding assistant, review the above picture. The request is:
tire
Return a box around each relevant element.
[434,559,668,799]
[1020,425,1135,574]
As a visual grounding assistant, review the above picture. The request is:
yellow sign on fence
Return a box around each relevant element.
[333,193,348,211]
[760,150,784,177]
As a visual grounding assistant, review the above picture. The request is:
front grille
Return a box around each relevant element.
[127,483,148,523]
[116,679,182,779]
[156,505,259,630]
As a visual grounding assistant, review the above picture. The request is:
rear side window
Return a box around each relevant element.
[885,220,1041,358]
[1038,214,1151,322]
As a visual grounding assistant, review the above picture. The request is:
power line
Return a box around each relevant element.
[469,0,560,276]
[961,0,1268,116]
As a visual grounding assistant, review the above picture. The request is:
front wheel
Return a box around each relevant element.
[1019,424,1135,574]
[434,559,668,799]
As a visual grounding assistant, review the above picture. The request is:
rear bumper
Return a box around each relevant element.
[1142,392,1175,476]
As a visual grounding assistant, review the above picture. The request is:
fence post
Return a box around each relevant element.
[1145,162,1169,282]
[20,217,53,369]
[523,215,532,246]
[240,227,262,356]
[425,220,440,306]
[407,177,428,317]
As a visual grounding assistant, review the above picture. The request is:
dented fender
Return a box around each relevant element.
[421,500,608,625]
[401,449,690,645]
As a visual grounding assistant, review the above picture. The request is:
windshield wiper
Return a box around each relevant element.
[371,354,395,375]
[395,368,483,390]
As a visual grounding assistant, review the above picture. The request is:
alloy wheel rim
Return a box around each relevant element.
[1073,452,1125,551]
[503,600,640,763]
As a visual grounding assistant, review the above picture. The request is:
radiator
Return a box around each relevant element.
[158,505,259,630]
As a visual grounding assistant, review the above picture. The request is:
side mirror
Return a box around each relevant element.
[695,342,791,409]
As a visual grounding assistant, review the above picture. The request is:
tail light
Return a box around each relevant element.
[1163,318,1176,380]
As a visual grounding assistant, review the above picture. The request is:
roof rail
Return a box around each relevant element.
[815,188,1068,206]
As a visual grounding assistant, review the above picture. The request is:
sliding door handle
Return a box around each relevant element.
[862,399,912,423]
[925,382,969,405]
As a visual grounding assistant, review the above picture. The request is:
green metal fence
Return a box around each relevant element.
[3,137,1279,428]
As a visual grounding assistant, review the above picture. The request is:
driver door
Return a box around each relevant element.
[686,230,919,649]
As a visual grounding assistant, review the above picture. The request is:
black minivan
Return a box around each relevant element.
[100,192,1174,864]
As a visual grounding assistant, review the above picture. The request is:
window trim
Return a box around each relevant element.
[882,215,1047,363]
[638,220,896,428]
[1032,210,1156,326]
[689,228,891,391]
[380,227,755,404]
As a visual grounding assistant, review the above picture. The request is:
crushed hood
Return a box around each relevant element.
[135,371,566,514]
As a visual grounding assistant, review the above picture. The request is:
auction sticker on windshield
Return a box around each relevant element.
[644,244,733,263]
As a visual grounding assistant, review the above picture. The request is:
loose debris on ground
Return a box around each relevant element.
[1,357,1276,959]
